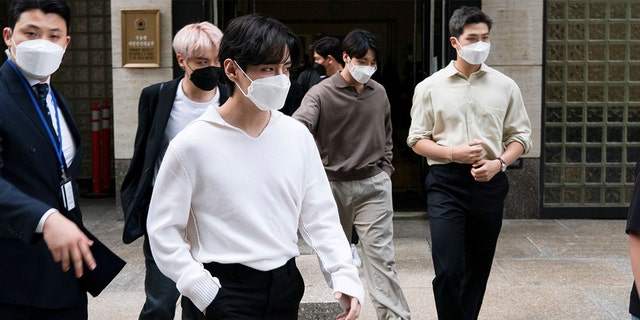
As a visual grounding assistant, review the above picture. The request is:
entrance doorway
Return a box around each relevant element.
[173,0,480,211]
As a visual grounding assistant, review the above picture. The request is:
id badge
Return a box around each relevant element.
[61,180,76,211]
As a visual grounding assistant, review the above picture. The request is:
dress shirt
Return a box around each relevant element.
[407,61,532,165]
[24,76,77,233]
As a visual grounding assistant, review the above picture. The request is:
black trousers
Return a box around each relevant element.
[182,258,305,320]
[426,163,508,320]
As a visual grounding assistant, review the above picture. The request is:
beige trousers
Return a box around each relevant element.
[330,171,411,320]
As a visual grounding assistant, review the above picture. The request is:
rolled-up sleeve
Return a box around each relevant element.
[503,84,532,155]
[407,81,433,148]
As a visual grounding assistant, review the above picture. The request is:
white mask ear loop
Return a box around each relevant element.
[233,60,254,96]
[454,37,463,53]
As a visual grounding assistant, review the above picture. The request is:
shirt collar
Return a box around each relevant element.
[331,72,375,90]
[444,60,488,78]
[204,104,282,127]
[27,77,51,87]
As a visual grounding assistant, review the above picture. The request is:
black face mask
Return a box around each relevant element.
[312,62,326,76]
[189,65,221,91]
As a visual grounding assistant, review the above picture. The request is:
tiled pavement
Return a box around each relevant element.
[80,197,633,320]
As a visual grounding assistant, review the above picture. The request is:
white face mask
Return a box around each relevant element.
[234,61,291,111]
[11,38,65,79]
[348,57,376,83]
[455,38,490,65]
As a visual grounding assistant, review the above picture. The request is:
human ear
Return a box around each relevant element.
[326,55,334,64]
[3,27,12,48]
[449,37,458,49]
[175,53,186,70]
[342,52,349,64]
[223,58,238,81]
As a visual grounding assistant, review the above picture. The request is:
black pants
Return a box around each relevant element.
[182,258,305,320]
[426,163,508,320]
[139,235,184,320]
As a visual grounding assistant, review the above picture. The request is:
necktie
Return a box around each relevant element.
[33,83,55,130]
[34,83,49,113]
[34,83,67,169]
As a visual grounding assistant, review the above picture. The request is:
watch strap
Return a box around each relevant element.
[498,157,507,172]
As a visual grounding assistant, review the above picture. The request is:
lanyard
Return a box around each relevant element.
[7,59,67,181]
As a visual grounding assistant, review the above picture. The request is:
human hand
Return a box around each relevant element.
[470,159,501,182]
[334,292,360,320]
[452,140,484,164]
[42,211,96,278]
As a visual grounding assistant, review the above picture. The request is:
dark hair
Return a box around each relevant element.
[8,0,71,30]
[311,36,343,67]
[448,6,492,38]
[342,29,380,62]
[218,13,301,94]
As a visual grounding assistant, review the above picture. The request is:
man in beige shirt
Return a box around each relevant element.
[407,6,531,320]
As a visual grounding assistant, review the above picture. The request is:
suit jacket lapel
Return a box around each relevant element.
[156,79,180,129]
[1,62,83,175]
[145,78,181,164]
[51,87,82,172]
[0,63,53,143]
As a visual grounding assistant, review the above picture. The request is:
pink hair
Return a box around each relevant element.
[172,21,223,60]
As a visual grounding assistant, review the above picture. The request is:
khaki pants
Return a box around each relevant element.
[330,171,411,320]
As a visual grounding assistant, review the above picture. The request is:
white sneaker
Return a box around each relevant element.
[351,244,362,267]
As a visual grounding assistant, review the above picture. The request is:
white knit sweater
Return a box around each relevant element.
[147,107,364,311]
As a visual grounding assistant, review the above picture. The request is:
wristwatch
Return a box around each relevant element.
[498,157,507,172]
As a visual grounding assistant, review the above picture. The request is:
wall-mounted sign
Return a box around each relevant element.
[121,9,160,68]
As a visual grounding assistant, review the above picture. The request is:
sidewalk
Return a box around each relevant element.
[82,197,632,319]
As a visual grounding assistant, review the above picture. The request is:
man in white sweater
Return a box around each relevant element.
[147,13,364,320]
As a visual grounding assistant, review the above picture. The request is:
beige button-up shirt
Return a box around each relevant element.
[407,61,532,165]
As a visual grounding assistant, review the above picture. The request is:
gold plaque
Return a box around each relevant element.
[121,9,160,68]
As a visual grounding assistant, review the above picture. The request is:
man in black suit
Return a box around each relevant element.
[120,21,228,320]
[0,0,97,318]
